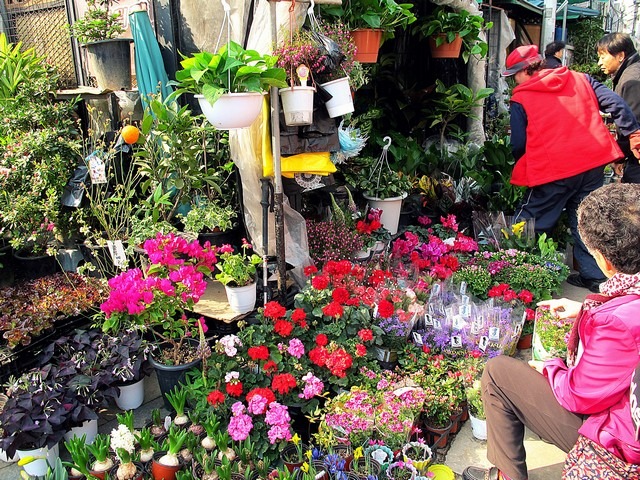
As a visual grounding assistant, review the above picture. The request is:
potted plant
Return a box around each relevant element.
[100,232,216,407]
[0,366,68,475]
[466,379,486,440]
[180,197,240,249]
[111,424,144,480]
[165,386,190,427]
[172,41,287,129]
[418,6,492,62]
[64,434,93,479]
[69,0,132,90]
[135,428,156,464]
[321,0,417,62]
[215,239,262,314]
[152,426,189,480]
[86,433,114,478]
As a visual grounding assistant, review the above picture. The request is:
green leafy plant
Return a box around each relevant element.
[172,41,287,106]
[417,6,493,62]
[214,239,261,287]
[166,385,189,426]
[180,197,237,234]
[344,155,412,200]
[69,0,125,44]
[87,433,114,472]
[157,426,189,467]
[466,379,485,420]
[135,427,156,463]
[63,434,92,478]
[321,0,417,42]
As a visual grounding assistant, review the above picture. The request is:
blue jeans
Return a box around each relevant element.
[514,166,606,282]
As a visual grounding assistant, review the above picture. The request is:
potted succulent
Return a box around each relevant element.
[320,0,416,62]
[214,239,262,315]
[418,6,493,62]
[69,0,132,90]
[172,41,287,129]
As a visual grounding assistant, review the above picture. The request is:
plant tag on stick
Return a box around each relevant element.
[87,152,107,184]
[107,240,127,268]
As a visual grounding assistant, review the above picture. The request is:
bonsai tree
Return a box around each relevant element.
[69,0,125,44]
[418,7,493,63]
[321,0,417,42]
[171,41,287,107]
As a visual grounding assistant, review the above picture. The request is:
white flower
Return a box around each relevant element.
[219,334,242,357]
[225,371,240,383]
[111,424,135,455]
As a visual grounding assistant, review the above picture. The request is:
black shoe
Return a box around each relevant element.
[463,466,500,480]
[566,273,604,293]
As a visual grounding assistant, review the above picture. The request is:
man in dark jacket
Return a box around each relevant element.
[542,40,565,69]
[597,33,640,183]
[503,45,640,293]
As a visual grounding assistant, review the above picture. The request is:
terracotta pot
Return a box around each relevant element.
[428,34,463,58]
[517,332,533,350]
[151,451,184,480]
[449,408,464,434]
[280,443,309,473]
[351,28,383,63]
[422,420,453,449]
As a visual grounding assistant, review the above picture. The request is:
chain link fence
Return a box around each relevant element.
[4,0,77,88]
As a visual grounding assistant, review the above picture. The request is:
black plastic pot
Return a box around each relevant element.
[149,343,202,410]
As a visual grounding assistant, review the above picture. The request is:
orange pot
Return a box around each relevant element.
[428,34,463,58]
[351,28,383,63]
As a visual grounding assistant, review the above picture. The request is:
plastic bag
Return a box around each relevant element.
[307,28,345,75]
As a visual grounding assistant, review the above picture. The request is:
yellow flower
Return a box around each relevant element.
[353,446,364,460]
[292,433,301,445]
[301,462,309,473]
[511,221,526,238]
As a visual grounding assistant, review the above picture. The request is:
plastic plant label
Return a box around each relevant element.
[433,319,443,331]
[87,153,107,184]
[412,332,423,345]
[452,315,465,331]
[424,313,433,326]
[107,240,127,268]
[478,335,489,352]
[488,326,500,341]
[451,335,462,348]
[460,282,467,295]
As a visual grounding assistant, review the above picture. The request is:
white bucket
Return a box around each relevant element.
[320,77,354,118]
[224,282,257,314]
[469,413,487,440]
[363,192,408,235]
[64,418,99,445]
[115,377,145,411]
[280,86,315,126]
[196,92,263,129]
[17,444,59,477]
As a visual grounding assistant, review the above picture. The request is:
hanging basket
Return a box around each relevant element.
[428,34,463,59]
[320,77,354,118]
[351,28,383,63]
[196,92,264,129]
[280,86,315,126]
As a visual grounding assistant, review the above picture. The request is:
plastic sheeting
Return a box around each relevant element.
[228,1,313,286]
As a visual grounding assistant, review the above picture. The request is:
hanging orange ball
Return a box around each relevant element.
[121,125,140,145]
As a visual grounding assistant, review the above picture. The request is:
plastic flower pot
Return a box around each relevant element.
[151,451,184,480]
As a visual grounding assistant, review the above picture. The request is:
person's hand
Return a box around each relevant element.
[528,360,545,373]
[536,298,581,319]
[629,130,640,159]
[613,162,625,177]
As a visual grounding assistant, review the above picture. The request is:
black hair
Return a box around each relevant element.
[544,41,565,57]
[578,183,640,274]
[596,33,637,58]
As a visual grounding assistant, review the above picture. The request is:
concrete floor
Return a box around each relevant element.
[0,280,591,479]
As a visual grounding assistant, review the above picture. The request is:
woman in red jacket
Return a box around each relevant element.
[463,183,640,480]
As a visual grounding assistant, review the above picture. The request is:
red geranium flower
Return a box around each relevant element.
[291,308,307,325]
[207,389,225,406]
[274,319,294,337]
[377,299,394,318]
[332,287,350,304]
[246,387,276,406]
[248,345,270,361]
[325,348,353,378]
[518,289,534,304]
[226,381,243,397]
[263,301,287,319]
[311,275,329,290]
[304,265,318,276]
[503,289,517,302]
[357,329,373,342]
[322,301,344,318]
[355,344,367,357]
[264,360,278,375]
[271,373,297,395]
[315,334,328,346]
[309,345,328,367]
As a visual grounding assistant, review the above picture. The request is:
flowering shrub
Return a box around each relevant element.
[533,306,571,359]
[306,218,365,267]
[101,233,217,364]
[215,239,261,287]
[356,207,390,250]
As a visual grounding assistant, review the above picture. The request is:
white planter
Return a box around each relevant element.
[115,377,145,411]
[196,92,264,129]
[64,418,99,445]
[224,282,257,314]
[469,413,487,440]
[280,86,315,126]
[17,444,59,477]
[319,77,354,118]
[363,192,408,235]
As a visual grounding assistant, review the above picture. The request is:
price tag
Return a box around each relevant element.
[424,313,433,326]
[445,307,454,319]
[107,240,127,268]
[432,283,441,296]
[488,326,500,341]
[451,335,462,348]
[459,304,471,318]
[478,336,489,352]
[461,294,470,305]
[452,315,465,331]
[412,332,424,345]
[87,153,107,184]
[471,321,481,335]
[433,319,442,331]
[476,315,485,327]
[460,282,467,295]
